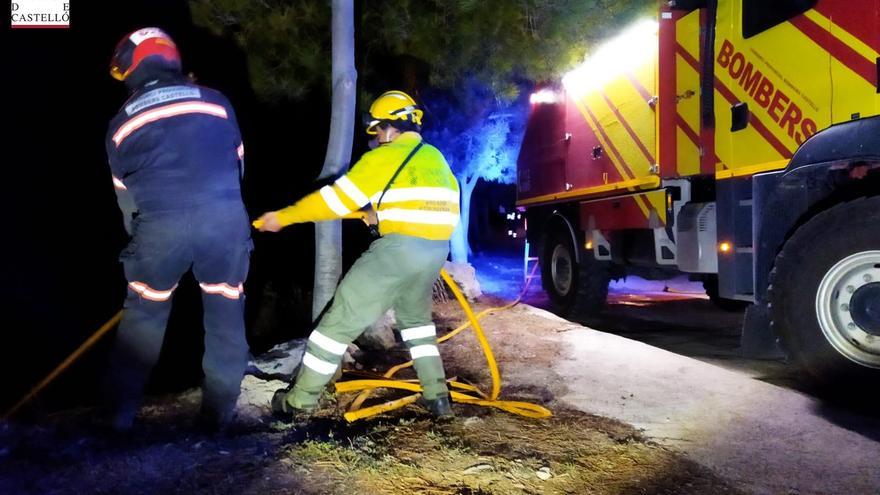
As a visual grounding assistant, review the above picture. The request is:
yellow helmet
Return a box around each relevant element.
[364,90,424,135]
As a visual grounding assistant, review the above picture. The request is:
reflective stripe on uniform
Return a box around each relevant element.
[319,185,351,216]
[377,222,456,241]
[112,175,127,191]
[237,143,244,160]
[113,101,228,146]
[302,352,339,375]
[124,86,202,115]
[199,282,244,299]
[378,209,459,226]
[129,281,177,302]
[335,176,370,207]
[409,344,440,359]
[308,330,348,356]
[400,325,436,341]
[371,187,459,204]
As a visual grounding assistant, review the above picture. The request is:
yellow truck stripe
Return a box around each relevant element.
[515,176,661,208]
[715,159,789,179]
[572,98,653,217]
[804,9,879,63]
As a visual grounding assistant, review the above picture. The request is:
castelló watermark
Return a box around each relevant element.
[11,0,70,28]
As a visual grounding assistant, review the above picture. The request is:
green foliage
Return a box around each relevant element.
[362,0,652,101]
[190,0,654,102]
[190,0,331,101]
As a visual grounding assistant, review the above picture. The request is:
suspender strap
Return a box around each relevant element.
[375,142,424,211]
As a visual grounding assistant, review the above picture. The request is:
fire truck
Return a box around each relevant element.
[517,0,880,387]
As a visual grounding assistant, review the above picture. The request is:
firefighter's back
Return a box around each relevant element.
[107,81,245,214]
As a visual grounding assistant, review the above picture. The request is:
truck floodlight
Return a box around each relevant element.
[529,89,559,104]
[562,19,658,96]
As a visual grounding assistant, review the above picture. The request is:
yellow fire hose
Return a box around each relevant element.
[2,311,123,421]
[337,264,552,422]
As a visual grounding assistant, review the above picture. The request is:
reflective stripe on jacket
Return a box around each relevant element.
[106,79,244,213]
[277,132,460,241]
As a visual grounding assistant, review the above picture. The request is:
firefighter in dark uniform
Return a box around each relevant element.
[104,28,251,431]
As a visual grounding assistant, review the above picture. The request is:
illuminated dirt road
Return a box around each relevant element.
[474,252,796,386]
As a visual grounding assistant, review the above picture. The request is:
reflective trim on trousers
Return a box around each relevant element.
[302,352,339,375]
[128,281,177,302]
[199,282,244,300]
[308,330,348,356]
[409,344,440,360]
[400,325,436,341]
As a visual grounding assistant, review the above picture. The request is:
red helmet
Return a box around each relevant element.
[110,27,181,82]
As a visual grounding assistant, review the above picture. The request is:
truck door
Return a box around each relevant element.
[714,0,833,175]
[813,0,880,124]
[658,5,708,177]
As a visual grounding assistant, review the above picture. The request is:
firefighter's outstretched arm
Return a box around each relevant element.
[255,158,377,232]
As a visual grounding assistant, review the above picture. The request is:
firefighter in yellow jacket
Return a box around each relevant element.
[256,90,459,418]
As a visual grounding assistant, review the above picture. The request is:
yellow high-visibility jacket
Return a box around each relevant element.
[276,132,460,241]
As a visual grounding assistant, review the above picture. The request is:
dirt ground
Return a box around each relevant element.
[0,299,740,495]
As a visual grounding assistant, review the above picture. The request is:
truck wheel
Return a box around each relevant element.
[541,228,609,317]
[702,275,749,311]
[769,196,880,388]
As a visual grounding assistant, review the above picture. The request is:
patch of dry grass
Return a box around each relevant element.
[279,407,741,495]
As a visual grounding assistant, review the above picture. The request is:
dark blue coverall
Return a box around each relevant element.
[105,78,251,422]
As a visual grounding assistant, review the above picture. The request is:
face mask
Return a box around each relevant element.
[378,128,394,145]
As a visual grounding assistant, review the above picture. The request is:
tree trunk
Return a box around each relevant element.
[450,173,478,263]
[313,0,357,320]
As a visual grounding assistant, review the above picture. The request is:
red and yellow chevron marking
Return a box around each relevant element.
[710,0,879,179]
[673,9,704,177]
[575,98,664,220]
[561,34,663,221]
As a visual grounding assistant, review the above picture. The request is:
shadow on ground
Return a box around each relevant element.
[0,401,742,495]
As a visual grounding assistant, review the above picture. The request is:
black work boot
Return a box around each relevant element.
[105,401,139,434]
[422,395,454,419]
[271,387,316,423]
[197,403,235,434]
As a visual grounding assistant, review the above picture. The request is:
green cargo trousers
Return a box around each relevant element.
[283,234,450,410]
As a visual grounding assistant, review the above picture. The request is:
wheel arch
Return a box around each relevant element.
[753,118,880,303]
[545,212,580,265]
[524,204,583,265]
